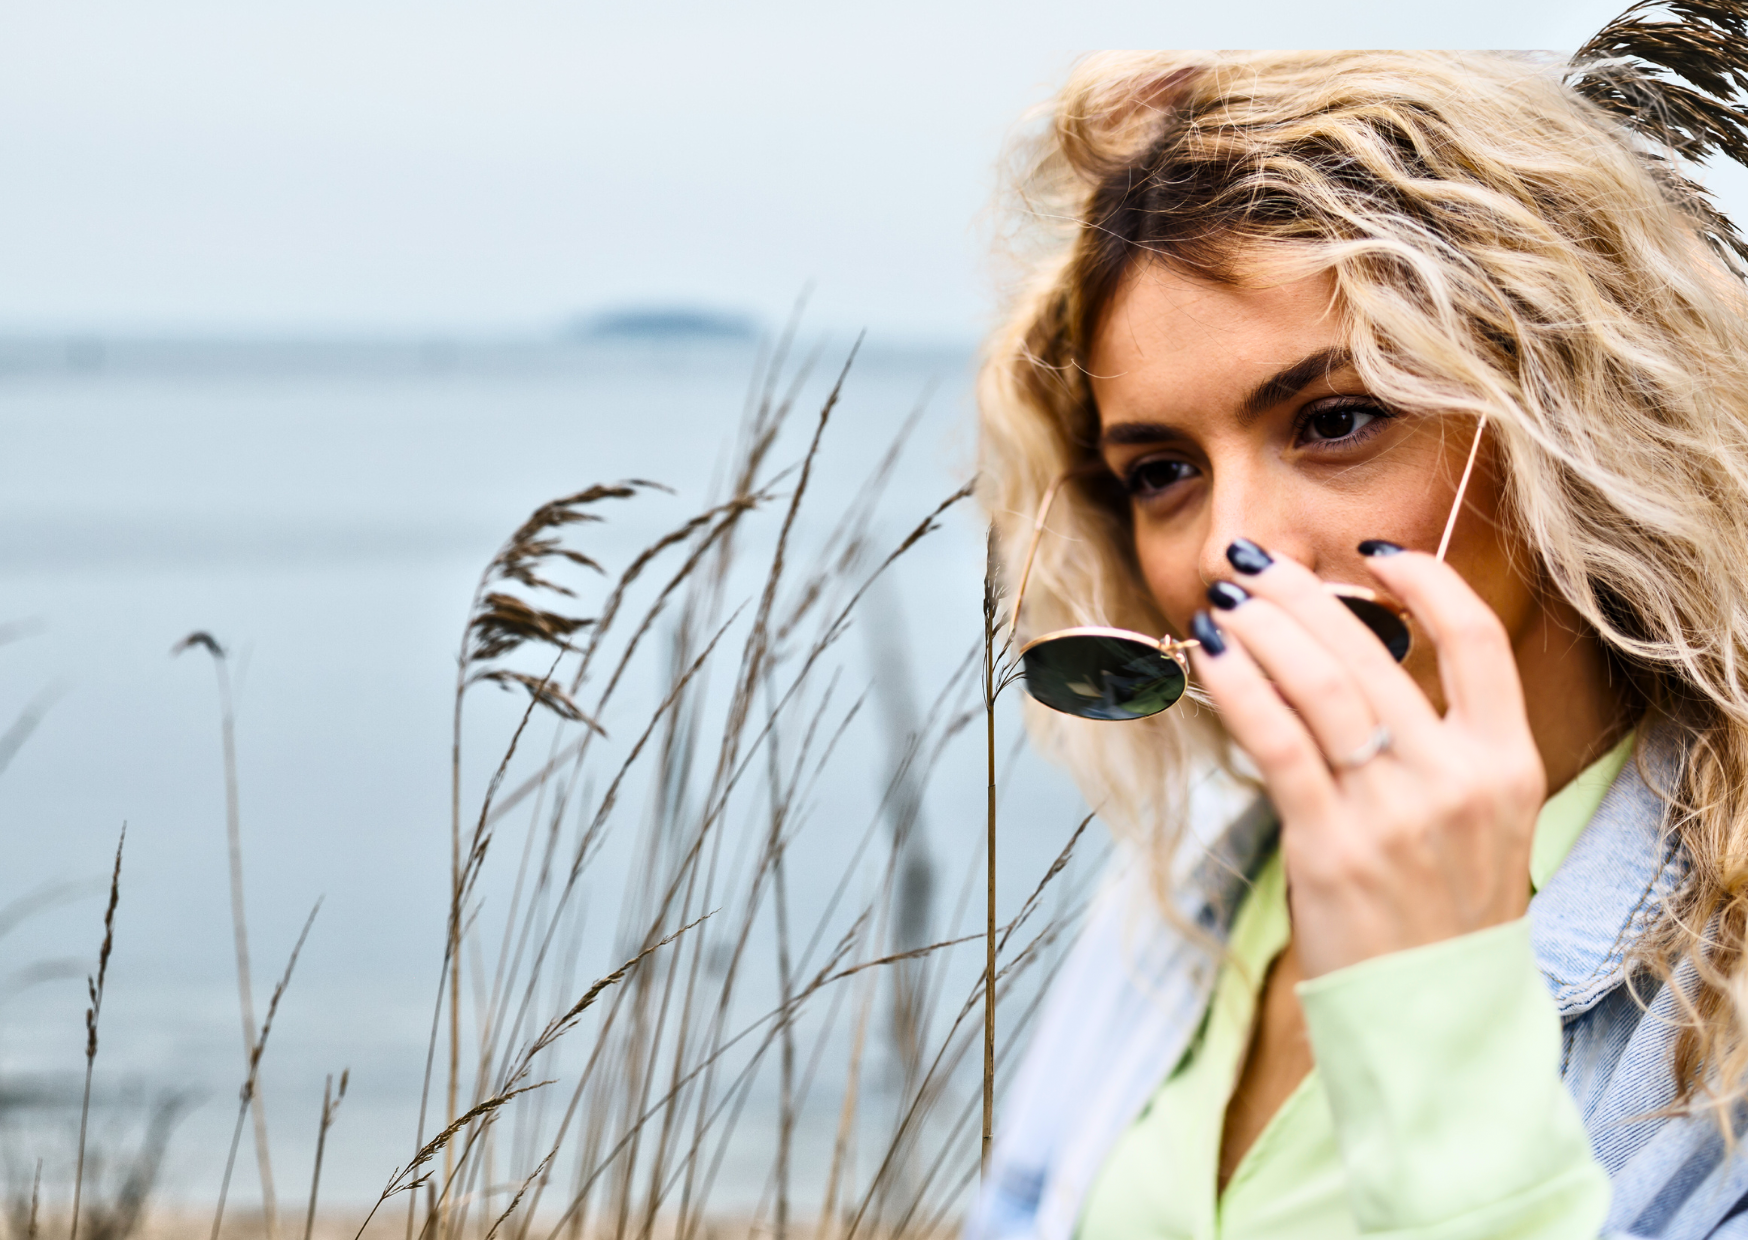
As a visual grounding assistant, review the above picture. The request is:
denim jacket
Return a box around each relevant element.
[970,726,1748,1240]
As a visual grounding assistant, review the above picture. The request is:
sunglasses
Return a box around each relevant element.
[1011,415,1486,720]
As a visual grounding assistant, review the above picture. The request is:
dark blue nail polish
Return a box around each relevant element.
[1207,581,1249,611]
[1191,610,1226,655]
[1226,539,1273,575]
[1358,539,1405,557]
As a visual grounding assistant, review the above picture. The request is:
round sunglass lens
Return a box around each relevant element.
[1021,634,1187,720]
[1339,596,1411,663]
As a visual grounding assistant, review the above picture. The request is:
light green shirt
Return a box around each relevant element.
[1078,732,1634,1240]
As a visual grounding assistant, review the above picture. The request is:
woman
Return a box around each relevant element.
[975,14,1748,1240]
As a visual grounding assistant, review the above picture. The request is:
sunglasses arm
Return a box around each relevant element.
[1435,412,1488,563]
[1010,473,1206,662]
[1007,473,1067,646]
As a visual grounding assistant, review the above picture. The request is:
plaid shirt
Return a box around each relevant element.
[970,725,1748,1240]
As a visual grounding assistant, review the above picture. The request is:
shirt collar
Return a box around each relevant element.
[1531,729,1638,892]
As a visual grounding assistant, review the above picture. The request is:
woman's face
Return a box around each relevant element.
[1088,259,1530,708]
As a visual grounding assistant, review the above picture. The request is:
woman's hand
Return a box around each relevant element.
[1187,539,1547,979]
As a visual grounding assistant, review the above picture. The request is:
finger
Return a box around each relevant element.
[1207,586,1382,762]
[1187,611,1339,820]
[1221,538,1440,736]
[1360,548,1529,734]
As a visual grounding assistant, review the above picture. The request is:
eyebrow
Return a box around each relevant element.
[1240,346,1353,421]
[1098,344,1356,448]
[1100,420,1188,446]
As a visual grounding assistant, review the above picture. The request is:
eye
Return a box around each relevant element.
[1125,456,1198,498]
[1297,399,1392,447]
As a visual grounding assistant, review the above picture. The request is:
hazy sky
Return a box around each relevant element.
[0,0,1671,338]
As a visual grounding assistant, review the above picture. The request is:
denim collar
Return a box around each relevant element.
[1529,720,1685,1017]
[1183,794,1280,937]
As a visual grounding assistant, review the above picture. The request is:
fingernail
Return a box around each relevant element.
[1226,538,1273,575]
[1358,539,1405,557]
[1191,610,1227,655]
[1206,581,1249,611]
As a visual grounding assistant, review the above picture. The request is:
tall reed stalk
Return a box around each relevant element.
[175,631,279,1237]
[211,903,319,1240]
[71,826,124,1240]
[304,1069,348,1240]
[981,535,999,1174]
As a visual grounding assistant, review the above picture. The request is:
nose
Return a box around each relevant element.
[1196,461,1313,584]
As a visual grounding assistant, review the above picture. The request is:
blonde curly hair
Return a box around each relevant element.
[980,49,1748,1108]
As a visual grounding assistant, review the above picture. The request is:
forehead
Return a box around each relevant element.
[1089,260,1346,426]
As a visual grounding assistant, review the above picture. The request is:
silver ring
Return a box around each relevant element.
[1336,724,1392,770]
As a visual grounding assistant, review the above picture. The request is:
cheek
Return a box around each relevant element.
[1445,468,1536,635]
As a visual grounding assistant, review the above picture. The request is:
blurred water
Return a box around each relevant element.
[0,333,1093,1212]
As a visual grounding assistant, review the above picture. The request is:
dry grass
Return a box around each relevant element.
[116,1211,959,1240]
[6,328,1101,1240]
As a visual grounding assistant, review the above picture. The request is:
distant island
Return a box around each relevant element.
[573,307,759,341]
